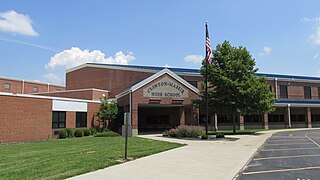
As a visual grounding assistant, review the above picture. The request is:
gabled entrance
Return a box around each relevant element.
[116,68,199,136]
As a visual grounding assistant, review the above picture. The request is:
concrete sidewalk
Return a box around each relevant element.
[70,129,318,180]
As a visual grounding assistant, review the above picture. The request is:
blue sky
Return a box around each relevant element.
[1,0,320,85]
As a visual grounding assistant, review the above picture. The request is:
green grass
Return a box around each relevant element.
[0,137,183,180]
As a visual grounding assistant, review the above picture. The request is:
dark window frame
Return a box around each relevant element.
[304,86,311,99]
[290,114,305,122]
[268,114,285,123]
[4,83,10,90]
[76,112,87,128]
[32,86,38,93]
[187,81,198,88]
[280,85,288,99]
[52,111,66,129]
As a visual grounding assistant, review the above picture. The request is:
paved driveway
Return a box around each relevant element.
[237,130,320,180]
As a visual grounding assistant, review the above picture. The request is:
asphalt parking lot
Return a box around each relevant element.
[237,130,320,180]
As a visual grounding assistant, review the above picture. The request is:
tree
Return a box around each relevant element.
[96,97,119,130]
[198,41,275,134]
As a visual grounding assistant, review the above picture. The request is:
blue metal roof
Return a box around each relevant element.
[276,100,320,104]
[86,63,320,81]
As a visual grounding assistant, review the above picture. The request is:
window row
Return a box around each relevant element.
[279,85,318,99]
[3,83,39,92]
[52,111,87,129]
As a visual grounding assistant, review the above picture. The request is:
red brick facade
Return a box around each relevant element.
[0,77,65,94]
[0,94,100,143]
[34,89,109,101]
[66,66,202,97]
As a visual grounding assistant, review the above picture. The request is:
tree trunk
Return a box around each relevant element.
[232,112,237,134]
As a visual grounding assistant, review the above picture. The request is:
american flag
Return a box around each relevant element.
[205,23,212,64]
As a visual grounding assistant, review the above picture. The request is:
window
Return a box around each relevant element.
[269,85,273,92]
[318,87,320,99]
[280,85,288,99]
[76,112,87,128]
[244,114,262,123]
[4,83,10,90]
[312,114,320,122]
[187,81,198,88]
[218,115,237,123]
[32,86,38,92]
[268,114,284,123]
[304,86,311,99]
[52,111,66,129]
[290,114,305,122]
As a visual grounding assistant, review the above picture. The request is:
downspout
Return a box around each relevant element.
[21,80,25,94]
[129,90,132,125]
[287,104,291,128]
[274,78,278,99]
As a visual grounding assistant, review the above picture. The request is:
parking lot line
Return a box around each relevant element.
[265,142,313,146]
[268,137,308,142]
[253,154,320,161]
[242,166,320,175]
[305,134,320,148]
[260,147,319,151]
[271,136,309,139]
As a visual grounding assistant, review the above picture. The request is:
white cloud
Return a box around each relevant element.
[184,54,204,64]
[45,47,135,84]
[302,16,320,46]
[44,73,61,85]
[163,64,171,68]
[310,25,320,45]
[0,10,38,36]
[314,52,319,59]
[259,46,272,56]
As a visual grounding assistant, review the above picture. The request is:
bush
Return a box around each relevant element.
[163,125,204,138]
[94,131,120,137]
[74,129,84,137]
[65,129,73,137]
[59,130,67,139]
[83,129,91,136]
[216,132,225,138]
[201,134,208,139]
[89,127,97,135]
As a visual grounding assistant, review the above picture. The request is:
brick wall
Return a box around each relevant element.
[0,95,52,143]
[0,77,65,94]
[66,67,203,97]
[36,89,108,100]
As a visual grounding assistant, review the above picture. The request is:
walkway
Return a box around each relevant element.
[69,129,317,180]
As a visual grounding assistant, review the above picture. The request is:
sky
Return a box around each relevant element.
[1,0,320,85]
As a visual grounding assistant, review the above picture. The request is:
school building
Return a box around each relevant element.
[1,63,320,142]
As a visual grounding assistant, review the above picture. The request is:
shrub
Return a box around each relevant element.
[83,129,91,136]
[201,134,208,139]
[163,128,177,137]
[162,125,204,138]
[94,131,120,137]
[74,129,84,137]
[216,132,225,138]
[65,129,74,137]
[89,127,97,135]
[59,130,67,139]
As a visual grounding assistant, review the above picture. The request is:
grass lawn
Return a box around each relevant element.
[0,137,183,180]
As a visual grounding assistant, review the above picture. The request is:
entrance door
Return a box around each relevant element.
[138,106,180,132]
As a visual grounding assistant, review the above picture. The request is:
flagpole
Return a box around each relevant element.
[205,21,209,136]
